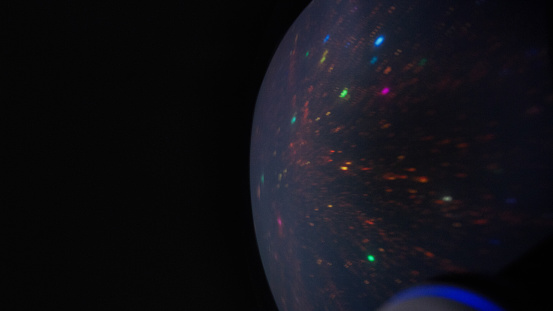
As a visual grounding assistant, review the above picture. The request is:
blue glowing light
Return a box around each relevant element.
[374,36,384,46]
[387,285,505,311]
[323,34,330,43]
[370,56,378,64]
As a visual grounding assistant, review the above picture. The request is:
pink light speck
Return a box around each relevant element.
[277,217,282,226]
[381,87,390,95]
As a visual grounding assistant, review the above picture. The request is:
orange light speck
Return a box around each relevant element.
[415,176,429,183]
[340,166,348,171]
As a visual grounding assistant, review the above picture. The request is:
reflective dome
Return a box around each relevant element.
[250,0,553,310]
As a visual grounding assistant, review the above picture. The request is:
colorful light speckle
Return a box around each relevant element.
[320,49,329,64]
[370,56,378,64]
[291,115,297,124]
[374,36,384,46]
[323,34,330,43]
[368,255,375,262]
[381,87,390,95]
[339,88,348,98]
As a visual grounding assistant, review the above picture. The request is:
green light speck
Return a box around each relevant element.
[339,88,348,98]
[291,116,296,124]
[305,51,309,57]
[261,174,264,184]
[367,255,375,262]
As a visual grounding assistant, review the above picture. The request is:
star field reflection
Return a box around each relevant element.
[250,1,553,310]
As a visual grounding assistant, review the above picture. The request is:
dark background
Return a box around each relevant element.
[8,1,310,310]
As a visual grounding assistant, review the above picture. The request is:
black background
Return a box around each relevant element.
[8,1,310,310]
